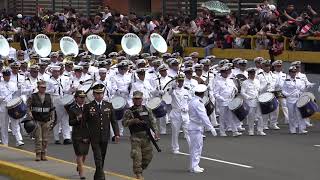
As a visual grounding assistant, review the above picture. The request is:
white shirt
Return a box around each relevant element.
[129,79,154,106]
[8,47,17,59]
[110,72,132,98]
[46,75,71,97]
[188,96,214,131]
[282,76,305,103]
[273,71,287,91]
[241,78,260,107]
[214,77,238,106]
[257,71,278,93]
[167,68,178,78]
[232,68,248,78]
[169,86,191,110]
[183,78,198,96]
[0,80,17,112]
[296,72,313,89]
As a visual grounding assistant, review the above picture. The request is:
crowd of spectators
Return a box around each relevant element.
[0,0,319,57]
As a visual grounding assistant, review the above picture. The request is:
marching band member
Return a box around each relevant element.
[110,61,132,136]
[232,59,248,78]
[38,60,51,82]
[253,57,264,75]
[188,84,217,173]
[46,65,72,145]
[189,52,199,64]
[153,64,172,134]
[23,65,42,95]
[168,74,191,154]
[96,68,113,102]
[272,60,289,124]
[49,52,59,66]
[241,68,265,136]
[214,66,241,137]
[19,60,29,77]
[231,58,241,75]
[80,62,93,81]
[63,61,74,77]
[257,60,280,130]
[70,65,85,91]
[183,67,198,94]
[167,58,179,78]
[0,69,18,146]
[291,61,315,127]
[282,66,307,134]
[193,64,205,84]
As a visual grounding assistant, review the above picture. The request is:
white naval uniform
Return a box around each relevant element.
[95,78,113,102]
[110,72,132,136]
[0,80,17,145]
[282,76,306,133]
[168,85,192,153]
[241,78,264,134]
[257,71,280,129]
[273,71,289,124]
[187,95,215,171]
[203,71,219,126]
[213,77,239,135]
[167,68,178,79]
[129,79,155,106]
[46,75,72,141]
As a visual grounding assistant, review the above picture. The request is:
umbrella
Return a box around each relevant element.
[201,1,231,14]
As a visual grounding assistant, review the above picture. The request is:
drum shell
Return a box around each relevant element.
[114,104,129,120]
[151,101,167,118]
[259,96,278,114]
[230,102,249,121]
[205,100,214,116]
[298,100,318,118]
[7,101,27,119]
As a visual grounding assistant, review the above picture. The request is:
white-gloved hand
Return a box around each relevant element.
[211,129,217,136]
[159,90,165,95]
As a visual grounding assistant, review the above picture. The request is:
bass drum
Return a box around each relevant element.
[203,96,214,116]
[296,95,318,118]
[111,96,128,120]
[258,92,278,114]
[228,97,249,121]
[146,97,167,118]
[6,97,27,119]
[301,92,316,102]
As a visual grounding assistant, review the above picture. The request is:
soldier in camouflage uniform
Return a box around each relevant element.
[122,91,159,180]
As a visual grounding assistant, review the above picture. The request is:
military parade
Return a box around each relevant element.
[0,1,320,180]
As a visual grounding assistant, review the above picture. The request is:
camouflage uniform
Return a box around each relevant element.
[122,105,159,176]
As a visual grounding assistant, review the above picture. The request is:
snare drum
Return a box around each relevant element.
[111,96,128,120]
[228,97,249,121]
[258,92,278,114]
[296,95,318,118]
[60,94,75,106]
[203,96,214,116]
[146,97,167,118]
[6,97,27,119]
[78,82,93,93]
[85,90,94,104]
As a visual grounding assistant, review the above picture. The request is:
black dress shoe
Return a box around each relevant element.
[55,140,61,145]
[63,139,72,145]
[80,177,86,179]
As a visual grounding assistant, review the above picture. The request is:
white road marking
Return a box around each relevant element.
[314,145,320,147]
[177,152,254,169]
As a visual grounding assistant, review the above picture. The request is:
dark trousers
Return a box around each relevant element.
[91,141,109,180]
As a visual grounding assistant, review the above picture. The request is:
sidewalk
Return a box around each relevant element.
[0,145,136,180]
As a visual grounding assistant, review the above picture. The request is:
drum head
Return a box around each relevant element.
[162,93,172,104]
[296,95,311,108]
[85,90,94,104]
[111,96,126,110]
[6,97,22,108]
[301,92,315,102]
[60,95,74,105]
[78,83,92,93]
[258,92,274,103]
[146,98,162,110]
[228,97,243,110]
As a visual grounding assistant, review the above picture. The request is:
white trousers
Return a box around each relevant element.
[0,112,9,145]
[53,104,71,141]
[287,102,306,133]
[247,106,264,133]
[170,109,189,152]
[118,120,124,136]
[279,98,289,123]
[157,114,168,134]
[218,106,238,133]
[188,130,203,170]
[262,105,279,128]
[10,117,23,142]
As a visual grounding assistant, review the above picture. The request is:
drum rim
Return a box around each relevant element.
[146,97,162,109]
[60,95,75,105]
[258,92,275,103]
[228,97,243,110]
[6,97,23,109]
[111,96,127,109]
[296,95,311,108]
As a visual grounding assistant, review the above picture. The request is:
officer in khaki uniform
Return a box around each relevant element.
[27,80,55,161]
[83,83,120,180]
[122,91,159,180]
[66,90,90,179]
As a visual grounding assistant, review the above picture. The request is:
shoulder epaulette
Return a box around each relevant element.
[184,86,190,90]
[285,79,291,81]
[296,77,300,79]
[258,72,263,75]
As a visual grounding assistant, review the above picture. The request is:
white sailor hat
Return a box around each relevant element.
[194,64,204,70]
[171,52,180,58]
[189,52,199,57]
[116,56,127,61]
[289,66,297,72]
[136,68,147,73]
[262,59,271,65]
[50,52,58,57]
[237,59,248,65]
[254,57,264,63]
[136,59,146,65]
[194,84,207,93]
[247,67,257,73]
[141,53,151,58]
[152,59,162,66]
[232,57,242,64]
[183,67,193,72]
[51,65,61,71]
[183,57,192,62]
[145,56,157,61]
[10,61,20,67]
[162,53,171,58]
[272,60,283,66]
[205,55,216,60]
[169,58,179,65]
[117,61,129,67]
[219,66,229,72]
[98,68,107,73]
[291,61,301,66]
[17,14,23,19]
[73,65,83,71]
[224,63,233,68]
[218,59,229,66]
[199,59,210,65]
[7,37,13,42]
[108,52,119,58]
[184,60,194,66]
[157,64,168,71]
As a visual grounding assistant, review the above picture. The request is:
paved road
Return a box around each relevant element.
[7,121,320,180]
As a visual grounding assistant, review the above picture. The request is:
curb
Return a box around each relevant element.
[0,160,66,180]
